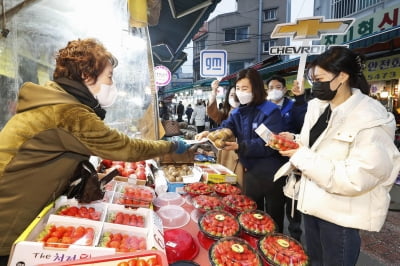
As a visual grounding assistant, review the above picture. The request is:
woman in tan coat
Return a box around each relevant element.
[207,80,244,188]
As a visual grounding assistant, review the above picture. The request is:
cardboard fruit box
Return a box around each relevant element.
[9,196,165,266]
[195,163,237,184]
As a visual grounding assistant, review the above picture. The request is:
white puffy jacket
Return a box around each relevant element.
[289,89,400,232]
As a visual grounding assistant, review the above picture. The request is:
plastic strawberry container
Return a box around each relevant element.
[238,210,277,237]
[258,233,309,266]
[213,183,241,197]
[55,203,104,221]
[268,133,299,151]
[183,182,214,197]
[198,210,240,240]
[97,224,148,252]
[113,184,155,208]
[221,194,257,215]
[209,237,263,266]
[192,195,224,213]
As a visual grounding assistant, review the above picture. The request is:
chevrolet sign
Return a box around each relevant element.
[269,45,348,55]
[271,17,355,40]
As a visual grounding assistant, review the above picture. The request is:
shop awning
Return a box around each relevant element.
[149,0,221,73]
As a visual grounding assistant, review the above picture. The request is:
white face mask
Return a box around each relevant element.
[267,89,284,102]
[235,91,253,105]
[229,97,239,108]
[95,83,118,108]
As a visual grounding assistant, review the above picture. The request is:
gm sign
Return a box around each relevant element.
[200,50,227,78]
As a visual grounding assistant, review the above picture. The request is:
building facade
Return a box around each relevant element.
[192,0,290,82]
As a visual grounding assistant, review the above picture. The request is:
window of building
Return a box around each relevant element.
[331,0,382,18]
[195,37,206,55]
[263,40,276,53]
[224,26,249,42]
[229,61,245,74]
[264,8,277,21]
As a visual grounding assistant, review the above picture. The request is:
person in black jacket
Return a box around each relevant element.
[159,101,169,121]
[265,75,308,242]
[185,104,193,124]
[176,101,184,122]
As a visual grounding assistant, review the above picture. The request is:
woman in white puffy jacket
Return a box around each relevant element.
[190,99,206,133]
[279,46,400,266]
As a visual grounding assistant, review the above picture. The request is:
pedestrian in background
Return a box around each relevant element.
[190,99,206,132]
[159,100,169,121]
[279,46,400,265]
[185,104,193,124]
[265,75,308,242]
[176,100,184,122]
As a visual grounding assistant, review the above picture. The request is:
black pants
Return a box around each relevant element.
[177,114,183,122]
[285,196,302,241]
[0,256,9,266]
[243,170,286,233]
[196,125,205,133]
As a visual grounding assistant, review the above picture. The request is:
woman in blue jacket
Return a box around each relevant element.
[196,68,287,232]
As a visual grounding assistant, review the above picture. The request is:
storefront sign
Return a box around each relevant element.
[322,6,399,45]
[200,49,227,78]
[364,54,400,81]
[154,65,171,86]
[270,17,354,83]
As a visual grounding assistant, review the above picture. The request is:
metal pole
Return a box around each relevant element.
[257,0,262,63]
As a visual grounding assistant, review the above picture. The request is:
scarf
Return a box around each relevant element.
[54,77,106,120]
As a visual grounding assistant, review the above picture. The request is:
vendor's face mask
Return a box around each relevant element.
[95,83,118,107]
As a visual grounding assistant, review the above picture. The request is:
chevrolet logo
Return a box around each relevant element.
[271,17,355,40]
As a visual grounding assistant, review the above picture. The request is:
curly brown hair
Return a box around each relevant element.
[53,38,118,83]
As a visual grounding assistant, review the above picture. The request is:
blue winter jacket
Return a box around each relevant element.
[280,95,307,134]
[220,101,286,172]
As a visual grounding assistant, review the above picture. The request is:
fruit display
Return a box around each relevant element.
[192,195,224,213]
[258,233,309,266]
[238,210,276,237]
[106,211,145,227]
[98,231,147,252]
[208,128,235,149]
[183,182,214,197]
[36,224,96,248]
[198,210,240,240]
[268,134,299,151]
[100,159,148,180]
[114,184,155,208]
[163,164,193,182]
[213,183,241,196]
[209,237,263,266]
[55,205,102,221]
[222,194,257,214]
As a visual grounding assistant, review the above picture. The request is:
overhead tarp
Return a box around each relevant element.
[148,0,221,73]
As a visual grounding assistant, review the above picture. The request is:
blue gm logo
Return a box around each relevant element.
[200,50,227,78]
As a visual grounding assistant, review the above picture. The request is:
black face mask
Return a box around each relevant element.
[311,75,342,101]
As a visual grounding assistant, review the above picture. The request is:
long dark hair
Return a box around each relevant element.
[236,68,266,105]
[221,87,236,120]
[307,46,370,95]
